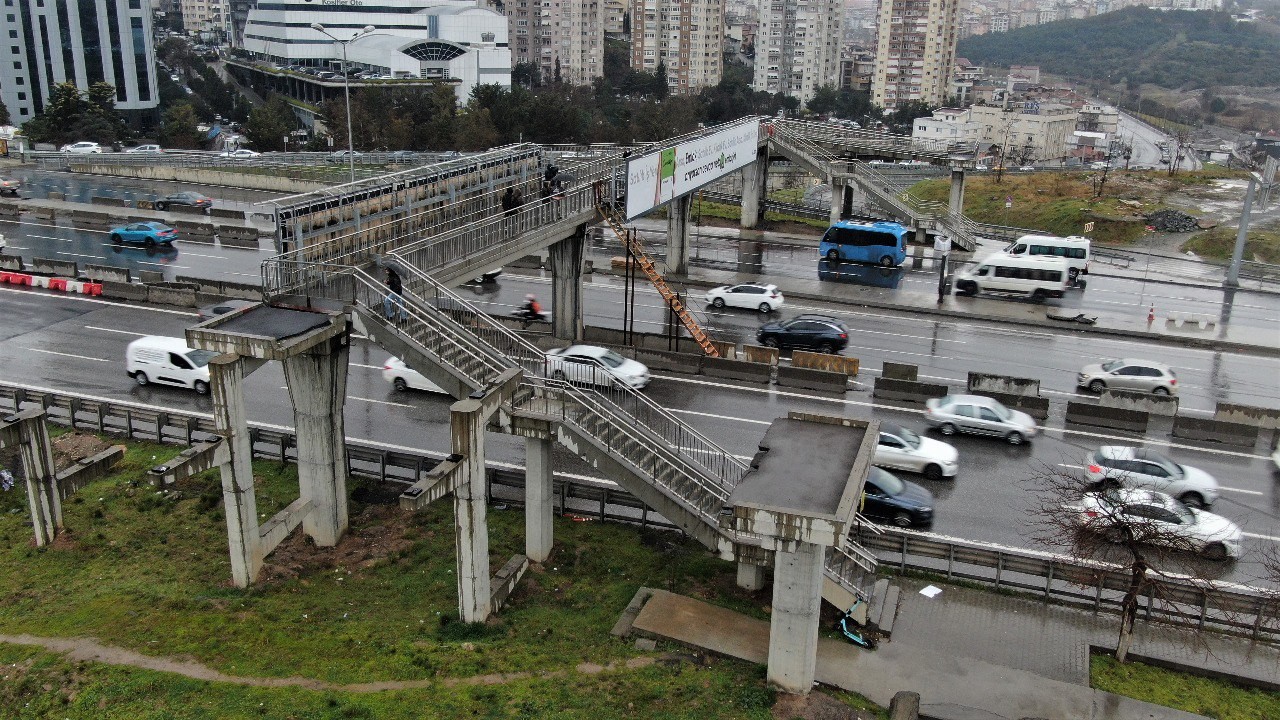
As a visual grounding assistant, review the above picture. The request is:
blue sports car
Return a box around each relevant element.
[109,221,178,246]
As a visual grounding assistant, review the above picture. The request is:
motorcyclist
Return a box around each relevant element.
[521,294,543,320]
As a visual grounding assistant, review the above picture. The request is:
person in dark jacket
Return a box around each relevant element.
[383,266,404,321]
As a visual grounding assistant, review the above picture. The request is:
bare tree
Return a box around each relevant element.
[1024,464,1239,663]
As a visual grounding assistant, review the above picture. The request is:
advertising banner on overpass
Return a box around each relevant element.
[624,119,760,220]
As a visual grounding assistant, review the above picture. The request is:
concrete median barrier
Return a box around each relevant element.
[90,196,129,207]
[981,391,1050,421]
[135,200,155,210]
[0,202,19,217]
[1064,402,1149,434]
[82,264,131,283]
[631,347,703,374]
[28,258,78,277]
[709,339,737,360]
[1172,416,1259,448]
[46,192,65,201]
[882,362,918,381]
[741,344,779,365]
[701,356,772,384]
[100,279,148,301]
[0,256,24,271]
[968,372,1039,397]
[136,270,165,284]
[777,366,848,393]
[793,351,860,377]
[174,220,217,244]
[71,211,114,229]
[1214,403,1280,430]
[583,326,630,347]
[146,282,199,308]
[872,377,948,404]
[170,204,210,216]
[221,281,261,300]
[1100,389,1179,417]
[210,208,247,221]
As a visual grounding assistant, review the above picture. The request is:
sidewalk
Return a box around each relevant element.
[630,577,1280,719]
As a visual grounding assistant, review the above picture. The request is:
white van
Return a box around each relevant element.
[1000,234,1091,283]
[125,336,218,395]
[955,255,1070,302]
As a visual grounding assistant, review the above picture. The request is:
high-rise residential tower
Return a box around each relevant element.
[752,0,842,104]
[630,0,724,95]
[871,0,960,111]
[507,0,605,85]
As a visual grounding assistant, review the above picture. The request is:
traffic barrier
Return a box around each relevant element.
[980,391,1050,421]
[146,282,199,308]
[701,356,772,384]
[174,220,217,244]
[28,205,55,220]
[46,191,65,201]
[210,207,247,220]
[136,270,165,284]
[82,264,132,283]
[1213,403,1280,430]
[882,362,918,381]
[776,366,848,393]
[170,204,209,216]
[83,282,102,296]
[583,326,629,347]
[1172,416,1259,448]
[740,344,779,365]
[28,257,78,277]
[709,339,737,360]
[5,272,31,285]
[1166,311,1216,330]
[0,202,19,217]
[30,276,49,288]
[90,196,129,207]
[872,377,948,404]
[0,256,23,271]
[48,278,67,291]
[135,200,155,210]
[630,347,703,374]
[100,280,148,301]
[967,372,1039,397]
[70,211,114,229]
[1064,402,1149,434]
[215,225,262,249]
[1100,389,1179,417]
[792,350,859,377]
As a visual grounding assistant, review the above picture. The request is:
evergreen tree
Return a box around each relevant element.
[244,95,295,151]
[158,102,202,149]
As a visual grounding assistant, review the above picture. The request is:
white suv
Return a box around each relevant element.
[60,141,104,154]
[1084,446,1219,509]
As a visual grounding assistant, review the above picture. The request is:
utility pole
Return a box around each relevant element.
[1224,175,1257,288]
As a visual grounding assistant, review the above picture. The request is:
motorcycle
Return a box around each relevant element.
[510,307,550,324]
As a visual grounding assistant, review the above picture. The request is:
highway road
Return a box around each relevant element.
[2,283,1277,588]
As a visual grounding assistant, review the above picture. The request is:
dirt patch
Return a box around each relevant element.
[772,690,879,720]
[257,503,418,584]
[0,431,114,483]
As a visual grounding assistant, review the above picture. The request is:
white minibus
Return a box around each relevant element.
[1000,234,1091,283]
[955,255,1071,302]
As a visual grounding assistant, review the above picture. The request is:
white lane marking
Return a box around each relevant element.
[845,344,954,360]
[180,251,227,260]
[669,408,770,425]
[29,234,68,241]
[84,325,148,336]
[351,363,384,370]
[4,245,28,250]
[1222,487,1265,496]
[1057,463,1084,470]
[139,261,189,268]
[348,395,413,408]
[26,347,110,362]
[653,373,1279,462]
[0,285,196,315]
[56,251,106,260]
[1243,532,1280,542]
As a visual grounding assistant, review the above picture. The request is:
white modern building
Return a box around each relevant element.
[0,0,159,126]
[631,0,725,95]
[752,0,842,105]
[871,0,961,111]
[241,0,511,101]
[911,107,981,147]
[507,0,605,86]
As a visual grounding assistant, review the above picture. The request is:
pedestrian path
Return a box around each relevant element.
[630,578,1279,719]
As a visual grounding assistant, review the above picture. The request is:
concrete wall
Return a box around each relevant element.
[882,362,918,381]
[981,391,1050,421]
[793,351,860,377]
[28,257,79,277]
[629,347,703,374]
[741,344,779,365]
[967,372,1039,397]
[776,366,847,393]
[709,339,738,360]
[1171,416,1259,448]
[872,378,948,403]
[702,356,772,383]
[1064,402,1149,434]
[75,164,327,193]
[1100,389,1179,417]
[146,282,199,307]
[1214,403,1280,430]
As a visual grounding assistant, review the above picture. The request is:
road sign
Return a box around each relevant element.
[1005,195,1012,209]
[933,234,952,256]
[1083,222,1095,233]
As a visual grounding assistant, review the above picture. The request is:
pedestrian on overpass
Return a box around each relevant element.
[383,266,404,322]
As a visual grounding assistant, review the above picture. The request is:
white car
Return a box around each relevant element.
[381,357,445,394]
[546,345,650,390]
[1078,358,1177,395]
[875,423,959,480]
[60,141,103,154]
[329,150,364,162]
[220,148,261,159]
[705,283,784,313]
[126,144,163,153]
[1070,487,1241,560]
[1084,446,1219,508]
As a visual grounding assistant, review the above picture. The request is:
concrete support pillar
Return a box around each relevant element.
[524,436,554,563]
[211,355,262,588]
[451,398,491,623]
[14,413,59,547]
[828,178,843,225]
[666,195,692,276]
[948,169,966,217]
[548,226,585,343]
[767,541,824,694]
[739,157,768,229]
[736,561,766,591]
[915,226,928,247]
[282,334,350,547]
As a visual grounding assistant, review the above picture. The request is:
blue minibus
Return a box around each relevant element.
[819,221,909,267]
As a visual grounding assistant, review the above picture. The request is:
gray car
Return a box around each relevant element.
[923,394,1038,445]
[1078,358,1177,395]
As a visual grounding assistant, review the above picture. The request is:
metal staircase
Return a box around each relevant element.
[596,198,720,357]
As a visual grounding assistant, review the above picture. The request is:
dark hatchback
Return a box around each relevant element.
[155,191,213,212]
[755,313,849,353]
[861,467,935,528]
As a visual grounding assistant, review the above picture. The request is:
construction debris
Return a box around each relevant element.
[1145,208,1201,232]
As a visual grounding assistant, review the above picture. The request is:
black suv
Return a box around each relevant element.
[756,314,849,353]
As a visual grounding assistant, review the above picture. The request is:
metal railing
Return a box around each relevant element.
[772,118,980,160]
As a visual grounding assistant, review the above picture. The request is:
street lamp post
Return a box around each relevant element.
[311,22,375,184]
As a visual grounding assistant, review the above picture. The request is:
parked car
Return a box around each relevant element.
[381,357,446,394]
[874,422,959,480]
[0,176,21,196]
[109,221,178,247]
[155,191,212,212]
[545,344,650,389]
[126,144,163,154]
[755,314,849,353]
[705,283,784,313]
[924,394,1038,445]
[219,148,261,160]
[1068,487,1241,560]
[196,299,256,321]
[329,150,364,163]
[1078,358,1177,395]
[861,467,934,528]
[60,141,103,154]
[1084,446,1219,509]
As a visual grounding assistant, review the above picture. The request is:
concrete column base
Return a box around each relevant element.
[525,436,554,562]
[549,227,585,343]
[282,334,350,547]
[452,398,492,623]
[210,355,263,588]
[740,157,767,229]
[736,561,766,591]
[666,195,691,276]
[767,541,824,693]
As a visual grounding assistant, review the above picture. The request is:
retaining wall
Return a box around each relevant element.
[1099,389,1180,417]
[872,377,947,404]
[967,372,1039,397]
[1064,402,1149,434]
[1171,416,1259,448]
[73,164,327,193]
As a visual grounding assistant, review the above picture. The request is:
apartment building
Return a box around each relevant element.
[871,0,961,111]
[181,0,228,35]
[969,102,1078,163]
[752,0,842,104]
[0,0,159,125]
[631,0,724,95]
[507,0,605,85]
